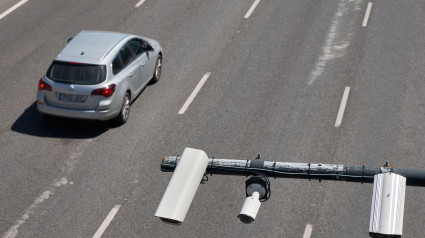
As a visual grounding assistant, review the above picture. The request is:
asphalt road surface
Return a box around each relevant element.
[1,0,425,237]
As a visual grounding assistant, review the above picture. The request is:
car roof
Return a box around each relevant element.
[55,31,130,64]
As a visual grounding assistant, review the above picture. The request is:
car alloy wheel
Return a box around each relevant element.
[151,54,162,83]
[115,92,130,125]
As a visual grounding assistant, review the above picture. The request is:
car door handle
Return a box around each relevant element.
[128,72,133,77]
[141,62,145,67]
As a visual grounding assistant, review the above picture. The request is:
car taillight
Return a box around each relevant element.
[91,84,116,97]
[38,78,52,91]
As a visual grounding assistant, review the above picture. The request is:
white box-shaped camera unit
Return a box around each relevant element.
[369,172,406,237]
[155,148,209,225]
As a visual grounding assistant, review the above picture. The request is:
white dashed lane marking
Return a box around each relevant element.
[0,0,28,21]
[178,72,211,115]
[244,0,261,19]
[335,87,350,128]
[303,224,313,238]
[362,2,373,27]
[135,0,146,8]
[92,205,122,238]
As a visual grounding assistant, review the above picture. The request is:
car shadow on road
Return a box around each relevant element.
[11,102,115,139]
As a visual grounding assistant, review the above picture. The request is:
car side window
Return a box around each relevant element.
[119,45,134,67]
[112,45,135,75]
[112,55,123,75]
[127,39,145,57]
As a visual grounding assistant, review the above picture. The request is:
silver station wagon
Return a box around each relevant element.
[37,31,162,124]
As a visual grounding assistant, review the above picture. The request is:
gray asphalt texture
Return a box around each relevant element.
[1,0,425,237]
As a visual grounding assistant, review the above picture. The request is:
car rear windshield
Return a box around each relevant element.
[46,61,107,85]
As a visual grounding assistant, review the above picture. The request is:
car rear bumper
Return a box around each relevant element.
[37,100,119,121]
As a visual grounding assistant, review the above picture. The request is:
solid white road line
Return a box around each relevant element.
[0,0,28,21]
[362,2,373,27]
[244,0,261,19]
[335,87,350,128]
[135,0,146,8]
[92,205,121,238]
[303,224,313,238]
[178,72,211,114]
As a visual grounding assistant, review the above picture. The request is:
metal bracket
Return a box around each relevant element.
[380,161,394,173]
[255,153,261,160]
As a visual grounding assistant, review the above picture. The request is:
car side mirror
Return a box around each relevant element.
[67,37,73,43]
[146,44,154,52]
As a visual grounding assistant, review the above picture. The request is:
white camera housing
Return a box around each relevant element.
[238,181,266,224]
[155,148,209,225]
[369,173,406,237]
[239,191,261,224]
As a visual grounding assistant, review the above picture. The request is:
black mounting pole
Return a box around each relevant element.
[160,156,425,187]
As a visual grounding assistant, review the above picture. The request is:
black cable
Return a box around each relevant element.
[308,163,311,181]
[210,157,214,176]
[245,159,249,177]
[202,173,209,183]
[210,165,375,179]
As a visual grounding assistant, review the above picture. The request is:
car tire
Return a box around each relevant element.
[150,54,162,84]
[115,92,130,125]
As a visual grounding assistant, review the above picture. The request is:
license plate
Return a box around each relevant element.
[58,93,87,103]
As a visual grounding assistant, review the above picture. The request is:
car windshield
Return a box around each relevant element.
[46,61,106,85]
